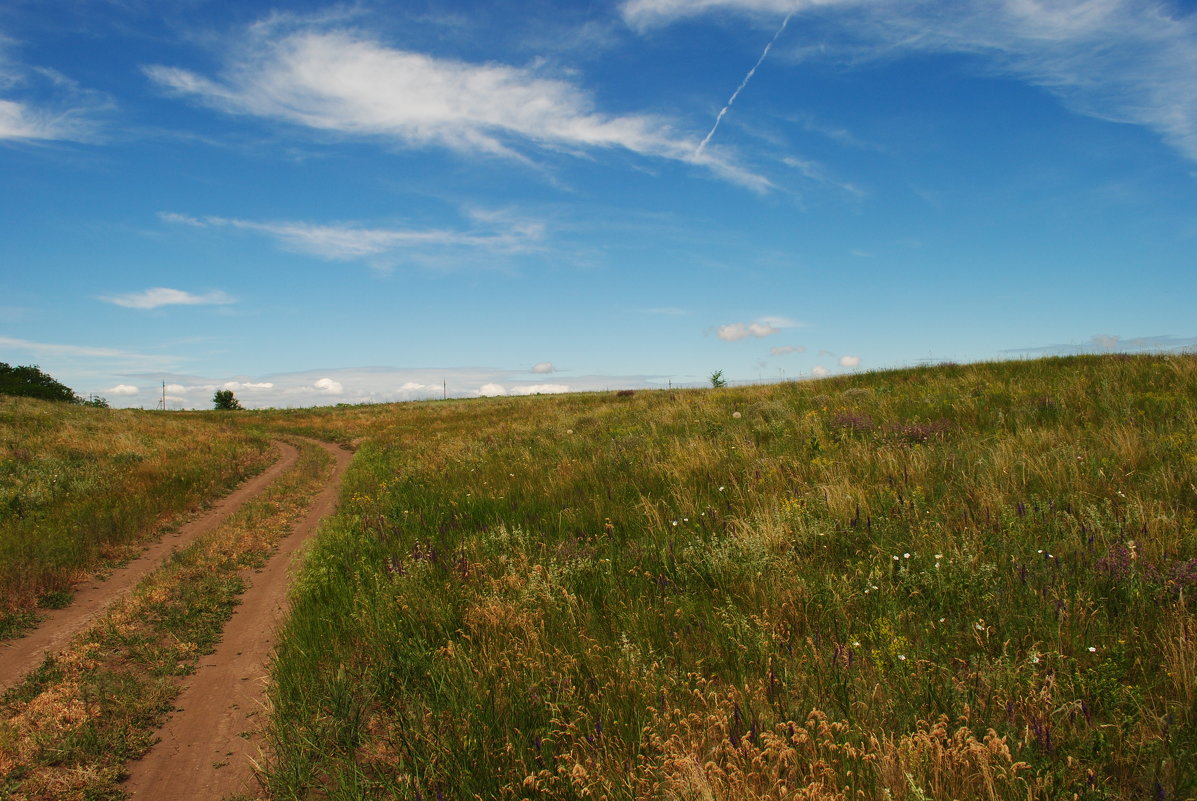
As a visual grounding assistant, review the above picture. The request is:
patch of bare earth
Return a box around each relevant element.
[120,439,352,800]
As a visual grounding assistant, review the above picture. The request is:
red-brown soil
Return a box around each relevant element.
[120,438,353,800]
[0,441,300,689]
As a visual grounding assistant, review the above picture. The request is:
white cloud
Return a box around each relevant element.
[144,24,767,189]
[811,365,830,377]
[223,381,274,390]
[716,315,801,341]
[90,367,677,409]
[0,98,66,140]
[104,384,139,396]
[0,44,108,142]
[531,362,556,374]
[622,0,1197,166]
[622,0,818,29]
[510,383,569,395]
[160,211,544,265]
[100,287,236,310]
[839,354,861,367]
[770,344,806,355]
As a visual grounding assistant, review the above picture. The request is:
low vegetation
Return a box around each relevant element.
[0,397,273,637]
[256,355,1197,800]
[0,438,334,800]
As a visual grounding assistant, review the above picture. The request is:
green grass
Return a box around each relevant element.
[0,437,334,801]
[0,398,274,636]
[258,355,1197,800]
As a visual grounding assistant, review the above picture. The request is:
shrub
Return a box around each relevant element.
[213,389,243,410]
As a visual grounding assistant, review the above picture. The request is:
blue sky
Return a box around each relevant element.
[2,0,1196,408]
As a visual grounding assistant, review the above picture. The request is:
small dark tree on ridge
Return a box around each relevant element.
[213,389,243,410]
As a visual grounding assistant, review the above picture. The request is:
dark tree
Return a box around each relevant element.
[0,363,79,403]
[213,389,243,410]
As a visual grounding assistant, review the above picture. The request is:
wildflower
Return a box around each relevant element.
[898,654,907,661]
[671,520,678,527]
[892,555,899,561]
[733,411,742,419]
[934,554,943,560]
[903,552,911,559]
[1088,646,1097,653]
[566,429,574,434]
[719,486,725,492]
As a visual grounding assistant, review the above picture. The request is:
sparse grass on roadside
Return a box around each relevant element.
[261,355,1197,800]
[0,398,274,638]
[0,438,334,801]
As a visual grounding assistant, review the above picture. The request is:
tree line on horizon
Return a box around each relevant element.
[0,363,107,407]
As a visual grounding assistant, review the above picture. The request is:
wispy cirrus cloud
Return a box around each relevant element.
[100,287,236,310]
[0,40,109,142]
[160,210,545,266]
[622,0,1197,166]
[143,22,768,189]
[0,336,178,372]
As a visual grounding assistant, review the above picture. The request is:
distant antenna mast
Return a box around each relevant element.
[157,381,166,411]
[443,380,447,400]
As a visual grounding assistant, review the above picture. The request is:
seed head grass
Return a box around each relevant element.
[256,354,1197,800]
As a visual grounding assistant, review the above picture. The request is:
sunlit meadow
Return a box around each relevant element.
[0,398,272,636]
[256,354,1197,800]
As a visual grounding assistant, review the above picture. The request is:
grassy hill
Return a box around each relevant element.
[251,354,1197,800]
[0,398,272,636]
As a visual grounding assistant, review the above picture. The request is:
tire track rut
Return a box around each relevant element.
[0,441,300,690]
[121,438,353,800]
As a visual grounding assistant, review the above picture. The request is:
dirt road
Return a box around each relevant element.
[0,441,300,690]
[120,438,353,800]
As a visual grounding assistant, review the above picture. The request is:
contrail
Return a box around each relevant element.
[695,10,795,156]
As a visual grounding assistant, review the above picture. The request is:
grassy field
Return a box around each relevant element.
[253,355,1197,800]
[0,398,273,638]
[0,437,334,800]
